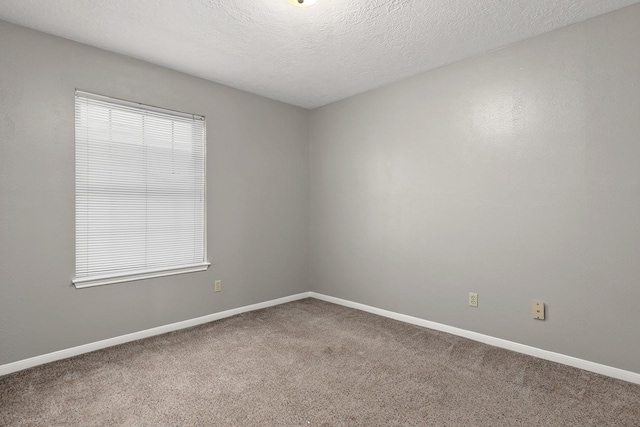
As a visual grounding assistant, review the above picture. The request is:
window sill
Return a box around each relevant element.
[72,263,211,289]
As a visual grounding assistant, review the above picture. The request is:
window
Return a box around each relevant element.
[73,91,208,288]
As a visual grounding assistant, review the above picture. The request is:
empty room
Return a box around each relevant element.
[1,0,640,425]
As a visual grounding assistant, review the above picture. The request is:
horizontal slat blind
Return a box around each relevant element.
[74,91,207,284]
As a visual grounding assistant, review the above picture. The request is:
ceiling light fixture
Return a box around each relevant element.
[286,0,318,7]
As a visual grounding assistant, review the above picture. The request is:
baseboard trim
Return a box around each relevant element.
[309,292,640,385]
[4,291,639,385]
[0,292,312,377]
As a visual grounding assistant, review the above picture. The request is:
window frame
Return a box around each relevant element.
[72,90,209,289]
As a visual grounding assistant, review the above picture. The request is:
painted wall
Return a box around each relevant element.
[309,4,640,373]
[0,21,309,364]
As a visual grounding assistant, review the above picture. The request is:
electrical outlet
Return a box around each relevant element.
[469,292,478,308]
[214,280,222,292]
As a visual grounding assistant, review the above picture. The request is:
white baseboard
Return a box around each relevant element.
[3,290,639,386]
[309,292,640,385]
[0,292,312,377]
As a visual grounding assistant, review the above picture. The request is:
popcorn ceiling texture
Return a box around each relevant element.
[0,0,637,108]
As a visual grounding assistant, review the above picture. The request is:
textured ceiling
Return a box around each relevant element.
[0,0,638,108]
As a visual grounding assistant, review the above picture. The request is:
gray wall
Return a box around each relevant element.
[310,4,640,373]
[0,21,309,365]
[2,4,640,375]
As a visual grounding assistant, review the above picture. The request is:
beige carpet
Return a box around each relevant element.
[1,298,639,426]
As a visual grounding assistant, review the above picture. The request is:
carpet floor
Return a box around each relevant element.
[1,298,639,426]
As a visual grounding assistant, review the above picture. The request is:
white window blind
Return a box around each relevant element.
[74,91,208,288]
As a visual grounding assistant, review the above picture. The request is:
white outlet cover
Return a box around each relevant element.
[469,293,478,307]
